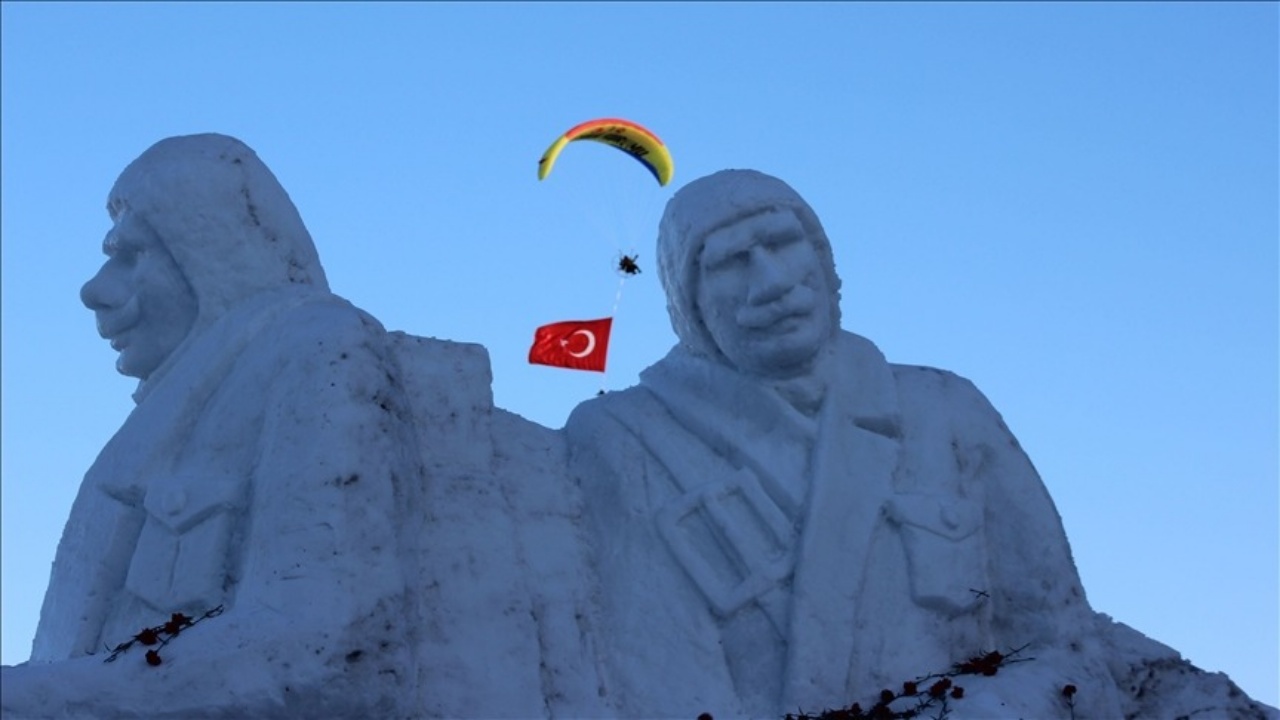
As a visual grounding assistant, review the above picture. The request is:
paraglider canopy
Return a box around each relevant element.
[538,118,674,187]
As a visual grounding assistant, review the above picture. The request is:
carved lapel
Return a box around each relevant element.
[782,333,902,712]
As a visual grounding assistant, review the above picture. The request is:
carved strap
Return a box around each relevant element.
[609,392,798,633]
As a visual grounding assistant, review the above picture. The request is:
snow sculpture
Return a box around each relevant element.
[0,133,608,719]
[0,134,422,717]
[566,169,1277,719]
[3,138,1270,719]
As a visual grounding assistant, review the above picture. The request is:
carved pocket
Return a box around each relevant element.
[125,474,248,612]
[884,495,987,617]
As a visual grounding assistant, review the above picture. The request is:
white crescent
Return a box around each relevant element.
[566,329,596,358]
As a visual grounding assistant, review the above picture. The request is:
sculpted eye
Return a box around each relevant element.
[113,235,151,266]
[765,232,802,251]
[116,245,141,264]
[102,233,121,257]
[706,248,747,273]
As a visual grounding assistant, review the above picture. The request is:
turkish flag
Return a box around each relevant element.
[528,317,613,372]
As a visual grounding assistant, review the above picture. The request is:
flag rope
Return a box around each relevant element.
[610,276,626,316]
[599,276,627,395]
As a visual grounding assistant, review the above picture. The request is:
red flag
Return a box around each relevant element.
[528,317,613,372]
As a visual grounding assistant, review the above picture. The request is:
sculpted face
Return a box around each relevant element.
[696,209,833,378]
[80,215,198,380]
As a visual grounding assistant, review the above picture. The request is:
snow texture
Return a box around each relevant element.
[1,140,1273,720]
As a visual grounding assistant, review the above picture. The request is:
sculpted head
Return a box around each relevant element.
[80,212,199,380]
[656,170,842,378]
[80,133,329,380]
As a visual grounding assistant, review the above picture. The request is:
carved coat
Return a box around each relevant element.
[19,286,422,718]
[566,331,1123,719]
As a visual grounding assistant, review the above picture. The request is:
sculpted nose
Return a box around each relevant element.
[81,264,125,311]
[746,248,790,305]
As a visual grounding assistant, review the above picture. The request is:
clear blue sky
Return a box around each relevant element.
[2,1,1276,707]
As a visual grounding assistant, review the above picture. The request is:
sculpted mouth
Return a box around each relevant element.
[755,312,806,332]
[739,302,813,331]
[738,287,818,330]
[96,298,141,346]
[97,314,138,348]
